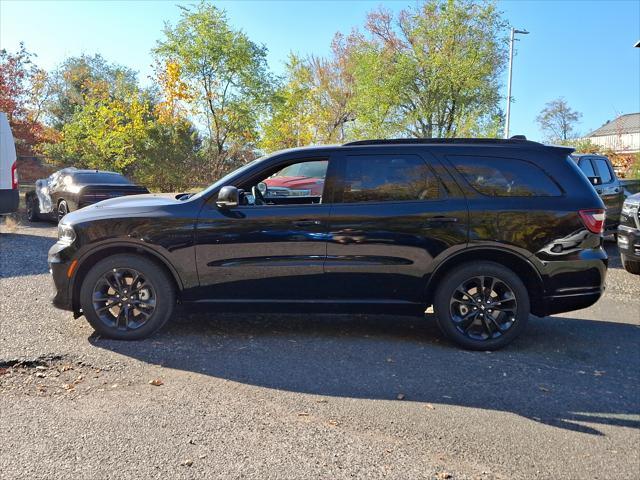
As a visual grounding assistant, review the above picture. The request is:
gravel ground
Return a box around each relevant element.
[1,220,639,480]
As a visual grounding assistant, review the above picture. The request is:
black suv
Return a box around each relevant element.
[49,138,607,350]
[572,154,624,234]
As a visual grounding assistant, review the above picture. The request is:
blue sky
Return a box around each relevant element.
[1,0,638,140]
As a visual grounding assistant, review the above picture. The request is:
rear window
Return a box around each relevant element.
[340,154,439,203]
[448,156,562,197]
[73,173,133,185]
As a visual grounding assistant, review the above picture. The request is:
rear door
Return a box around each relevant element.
[324,149,467,303]
[591,156,624,230]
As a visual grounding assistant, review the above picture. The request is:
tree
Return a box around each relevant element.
[0,43,51,155]
[260,47,355,152]
[536,98,582,141]
[154,2,274,176]
[345,0,508,138]
[46,54,138,129]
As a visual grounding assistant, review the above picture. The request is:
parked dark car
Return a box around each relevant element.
[49,137,608,350]
[618,192,640,274]
[571,154,624,234]
[26,169,149,223]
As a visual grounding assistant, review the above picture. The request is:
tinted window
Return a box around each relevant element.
[578,159,596,177]
[73,173,133,185]
[274,161,327,179]
[341,155,439,203]
[449,156,561,197]
[593,158,613,183]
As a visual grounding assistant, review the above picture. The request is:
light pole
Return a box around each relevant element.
[504,27,529,139]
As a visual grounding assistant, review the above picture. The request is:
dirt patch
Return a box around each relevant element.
[0,354,120,398]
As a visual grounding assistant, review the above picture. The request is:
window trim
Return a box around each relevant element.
[446,154,565,198]
[332,153,445,205]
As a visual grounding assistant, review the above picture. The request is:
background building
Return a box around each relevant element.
[586,113,640,153]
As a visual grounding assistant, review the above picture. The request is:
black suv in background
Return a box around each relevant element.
[572,154,624,234]
[48,138,607,350]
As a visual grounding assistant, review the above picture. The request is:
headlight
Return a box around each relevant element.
[622,200,639,216]
[57,223,76,245]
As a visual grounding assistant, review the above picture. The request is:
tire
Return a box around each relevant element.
[79,254,176,340]
[433,261,530,350]
[622,254,640,275]
[57,200,69,223]
[26,196,40,222]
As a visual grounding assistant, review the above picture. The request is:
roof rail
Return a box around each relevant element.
[343,136,543,147]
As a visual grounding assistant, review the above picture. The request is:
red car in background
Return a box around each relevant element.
[263,160,327,198]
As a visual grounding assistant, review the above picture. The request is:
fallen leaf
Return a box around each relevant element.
[0,368,8,376]
[181,459,193,467]
[396,393,405,400]
[437,472,453,479]
[316,399,328,404]
[539,385,550,392]
[297,411,310,416]
[35,365,47,371]
[386,358,395,363]
[594,370,605,377]
[425,403,435,410]
[328,420,340,426]
[149,379,164,386]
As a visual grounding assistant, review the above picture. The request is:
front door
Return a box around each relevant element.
[324,151,467,303]
[194,158,334,301]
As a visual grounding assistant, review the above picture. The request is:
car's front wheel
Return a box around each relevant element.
[433,261,530,350]
[57,200,69,222]
[79,254,176,340]
[621,254,640,275]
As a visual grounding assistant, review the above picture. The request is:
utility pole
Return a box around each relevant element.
[504,27,529,138]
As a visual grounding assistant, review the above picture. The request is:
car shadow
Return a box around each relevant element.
[89,311,640,437]
[0,232,56,278]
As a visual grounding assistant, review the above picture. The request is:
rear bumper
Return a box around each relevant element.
[534,247,608,317]
[542,287,604,316]
[0,188,19,215]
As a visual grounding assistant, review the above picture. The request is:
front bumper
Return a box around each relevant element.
[617,226,640,261]
[48,241,75,311]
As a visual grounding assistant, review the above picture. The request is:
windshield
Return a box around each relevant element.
[188,156,268,201]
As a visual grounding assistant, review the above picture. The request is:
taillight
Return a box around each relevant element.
[11,162,18,189]
[579,209,606,234]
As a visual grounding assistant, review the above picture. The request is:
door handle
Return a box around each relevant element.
[424,216,459,224]
[293,219,322,227]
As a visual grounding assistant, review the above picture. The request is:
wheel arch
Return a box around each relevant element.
[425,247,546,317]
[71,243,184,315]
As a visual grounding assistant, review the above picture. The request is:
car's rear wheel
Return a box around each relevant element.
[57,200,69,222]
[27,197,40,222]
[433,261,530,350]
[80,254,175,340]
[621,254,640,275]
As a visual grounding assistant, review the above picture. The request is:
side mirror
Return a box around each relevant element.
[216,185,239,208]
[588,176,602,186]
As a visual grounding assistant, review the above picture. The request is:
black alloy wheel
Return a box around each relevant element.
[449,275,517,340]
[80,254,175,340]
[433,261,530,350]
[92,267,157,331]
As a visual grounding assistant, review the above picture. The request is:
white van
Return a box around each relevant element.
[0,112,19,215]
